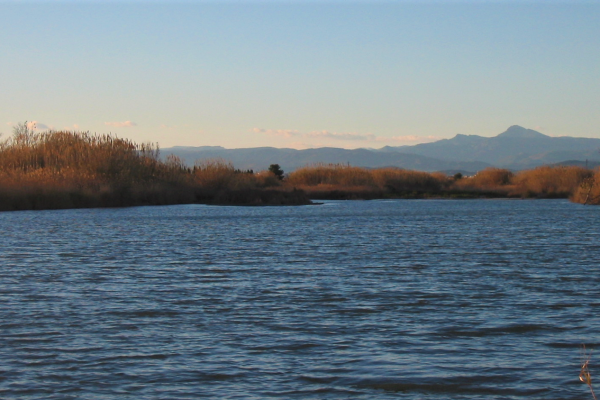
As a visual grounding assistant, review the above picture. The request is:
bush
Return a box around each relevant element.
[268,164,284,180]
[571,169,600,205]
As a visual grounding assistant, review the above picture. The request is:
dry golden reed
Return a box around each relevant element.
[0,125,306,210]
[284,163,598,202]
[286,164,449,199]
[581,345,598,400]
[571,169,600,205]
[513,166,592,198]
[1,124,598,209]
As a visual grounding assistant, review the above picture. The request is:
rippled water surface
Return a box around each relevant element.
[2,199,600,399]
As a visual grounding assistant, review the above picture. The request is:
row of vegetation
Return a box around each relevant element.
[0,125,310,211]
[286,163,598,203]
[1,125,599,211]
[297,164,596,202]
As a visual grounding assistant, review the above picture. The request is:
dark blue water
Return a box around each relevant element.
[1,199,600,399]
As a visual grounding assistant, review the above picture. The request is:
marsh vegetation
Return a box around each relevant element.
[0,125,309,211]
[287,163,595,203]
[0,125,597,211]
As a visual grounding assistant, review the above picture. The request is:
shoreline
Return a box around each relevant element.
[0,191,571,213]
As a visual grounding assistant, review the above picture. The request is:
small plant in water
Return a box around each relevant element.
[581,345,597,400]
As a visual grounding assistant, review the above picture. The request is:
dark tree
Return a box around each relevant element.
[268,164,284,180]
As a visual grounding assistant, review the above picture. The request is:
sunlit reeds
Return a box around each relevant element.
[451,168,515,195]
[192,158,282,191]
[448,166,594,200]
[1,124,598,209]
[512,166,592,198]
[284,163,598,202]
[0,125,307,210]
[286,163,377,187]
[571,169,600,205]
[286,164,450,199]
[581,345,597,400]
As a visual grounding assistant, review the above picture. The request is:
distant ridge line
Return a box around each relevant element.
[162,126,600,173]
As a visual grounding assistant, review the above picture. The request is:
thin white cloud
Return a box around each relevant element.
[159,123,197,131]
[252,127,439,146]
[251,128,300,138]
[252,128,372,141]
[377,135,439,143]
[26,121,50,131]
[305,130,376,141]
[105,121,137,128]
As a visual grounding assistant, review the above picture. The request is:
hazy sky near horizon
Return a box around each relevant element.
[1,0,599,149]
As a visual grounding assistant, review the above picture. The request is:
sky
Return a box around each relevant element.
[1,0,599,149]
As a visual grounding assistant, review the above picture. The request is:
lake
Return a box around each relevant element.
[1,199,599,399]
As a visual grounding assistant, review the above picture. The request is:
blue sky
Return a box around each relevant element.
[1,0,599,149]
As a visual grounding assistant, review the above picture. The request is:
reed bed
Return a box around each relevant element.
[512,166,592,198]
[286,163,597,202]
[0,126,308,211]
[193,159,281,191]
[571,168,600,205]
[1,125,598,209]
[287,164,451,199]
[452,168,515,195]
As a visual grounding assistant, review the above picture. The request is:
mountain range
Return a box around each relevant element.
[162,125,600,174]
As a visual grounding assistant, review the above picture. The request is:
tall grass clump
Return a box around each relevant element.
[0,125,313,210]
[287,164,594,200]
[286,164,449,199]
[372,168,448,194]
[512,166,592,198]
[286,163,376,187]
[193,158,239,191]
[450,166,596,199]
[571,168,600,205]
[0,125,201,210]
[193,158,283,190]
[451,168,515,195]
[191,158,290,204]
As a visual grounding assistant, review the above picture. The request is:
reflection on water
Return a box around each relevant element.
[1,200,599,399]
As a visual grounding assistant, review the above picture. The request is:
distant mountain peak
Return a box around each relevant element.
[497,125,547,139]
[161,125,600,172]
